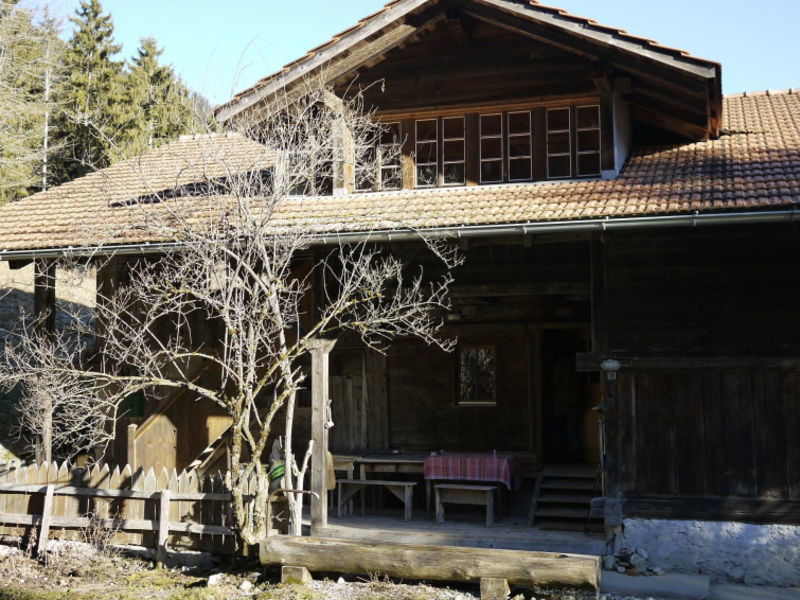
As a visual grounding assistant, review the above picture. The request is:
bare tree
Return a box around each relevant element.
[0,83,460,544]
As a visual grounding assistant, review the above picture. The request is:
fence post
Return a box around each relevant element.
[127,424,138,470]
[36,485,54,557]
[156,489,170,566]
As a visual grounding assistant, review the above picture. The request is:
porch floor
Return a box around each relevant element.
[304,509,607,556]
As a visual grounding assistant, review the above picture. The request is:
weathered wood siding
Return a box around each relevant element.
[339,19,597,112]
[599,225,800,521]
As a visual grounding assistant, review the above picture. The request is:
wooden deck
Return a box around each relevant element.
[304,510,607,556]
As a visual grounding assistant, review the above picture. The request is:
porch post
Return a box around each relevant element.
[33,258,56,464]
[33,258,56,339]
[309,338,336,534]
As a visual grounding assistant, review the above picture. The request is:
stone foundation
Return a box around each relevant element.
[620,518,800,586]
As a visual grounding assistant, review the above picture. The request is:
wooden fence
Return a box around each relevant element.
[0,460,272,560]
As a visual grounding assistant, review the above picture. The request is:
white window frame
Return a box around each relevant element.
[506,111,533,182]
[576,105,602,178]
[441,116,466,186]
[377,121,402,190]
[546,107,572,180]
[479,113,504,183]
[415,118,438,188]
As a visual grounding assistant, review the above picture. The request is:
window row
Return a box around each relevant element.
[355,105,603,192]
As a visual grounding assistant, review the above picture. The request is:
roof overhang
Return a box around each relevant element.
[214,0,722,139]
[2,208,796,262]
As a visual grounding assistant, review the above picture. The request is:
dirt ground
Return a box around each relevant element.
[0,539,612,600]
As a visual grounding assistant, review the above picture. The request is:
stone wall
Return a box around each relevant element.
[621,517,800,586]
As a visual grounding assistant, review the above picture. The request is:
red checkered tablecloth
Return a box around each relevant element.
[424,454,514,490]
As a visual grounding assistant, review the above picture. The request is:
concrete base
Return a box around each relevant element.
[601,571,711,600]
[711,584,800,600]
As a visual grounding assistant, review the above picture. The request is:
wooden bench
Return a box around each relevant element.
[337,479,416,521]
[434,483,496,527]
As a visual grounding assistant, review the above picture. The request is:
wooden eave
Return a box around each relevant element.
[214,0,722,139]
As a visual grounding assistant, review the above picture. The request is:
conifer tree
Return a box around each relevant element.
[121,37,199,156]
[55,0,125,180]
[0,1,64,204]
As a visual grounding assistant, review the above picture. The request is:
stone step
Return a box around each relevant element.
[540,479,595,491]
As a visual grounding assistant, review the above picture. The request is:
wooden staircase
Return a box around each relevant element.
[528,465,602,532]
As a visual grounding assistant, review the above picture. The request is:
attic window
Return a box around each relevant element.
[480,114,503,183]
[415,119,438,187]
[356,122,402,192]
[507,111,532,181]
[442,117,465,185]
[547,108,571,179]
[576,105,601,177]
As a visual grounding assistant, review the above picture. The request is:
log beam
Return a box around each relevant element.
[33,258,56,339]
[259,536,601,589]
[310,338,337,534]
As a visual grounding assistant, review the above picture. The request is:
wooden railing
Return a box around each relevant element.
[0,460,279,561]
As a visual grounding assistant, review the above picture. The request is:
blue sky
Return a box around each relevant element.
[36,0,800,106]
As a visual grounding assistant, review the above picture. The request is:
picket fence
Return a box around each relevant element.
[0,460,276,560]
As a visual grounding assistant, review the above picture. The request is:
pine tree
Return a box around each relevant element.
[121,37,199,156]
[55,0,125,180]
[0,0,64,204]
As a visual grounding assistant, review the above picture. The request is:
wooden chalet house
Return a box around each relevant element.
[1,0,799,583]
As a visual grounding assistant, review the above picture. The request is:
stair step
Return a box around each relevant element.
[540,480,595,491]
[537,520,604,533]
[537,494,593,505]
[542,466,597,479]
[534,507,591,519]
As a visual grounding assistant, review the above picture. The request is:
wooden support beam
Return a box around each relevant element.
[628,103,710,140]
[36,485,53,557]
[260,536,601,589]
[127,424,138,470]
[156,489,170,566]
[33,258,56,339]
[309,338,337,534]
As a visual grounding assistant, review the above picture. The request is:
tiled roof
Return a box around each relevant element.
[0,91,799,253]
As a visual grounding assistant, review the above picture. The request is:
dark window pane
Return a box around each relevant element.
[509,135,531,157]
[417,164,437,186]
[416,119,437,142]
[578,130,600,152]
[443,162,465,185]
[417,141,437,163]
[481,160,503,182]
[443,117,464,139]
[443,140,464,162]
[380,122,401,145]
[548,131,570,155]
[548,155,571,178]
[481,138,502,160]
[481,114,502,137]
[509,157,532,181]
[578,153,601,176]
[577,106,600,129]
[547,108,570,131]
[508,112,530,135]
[381,167,402,190]
[459,347,495,405]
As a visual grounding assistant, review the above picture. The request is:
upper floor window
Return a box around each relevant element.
[547,107,571,179]
[507,111,532,182]
[480,114,503,183]
[416,117,465,187]
[351,101,605,193]
[356,122,402,192]
[576,105,601,177]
